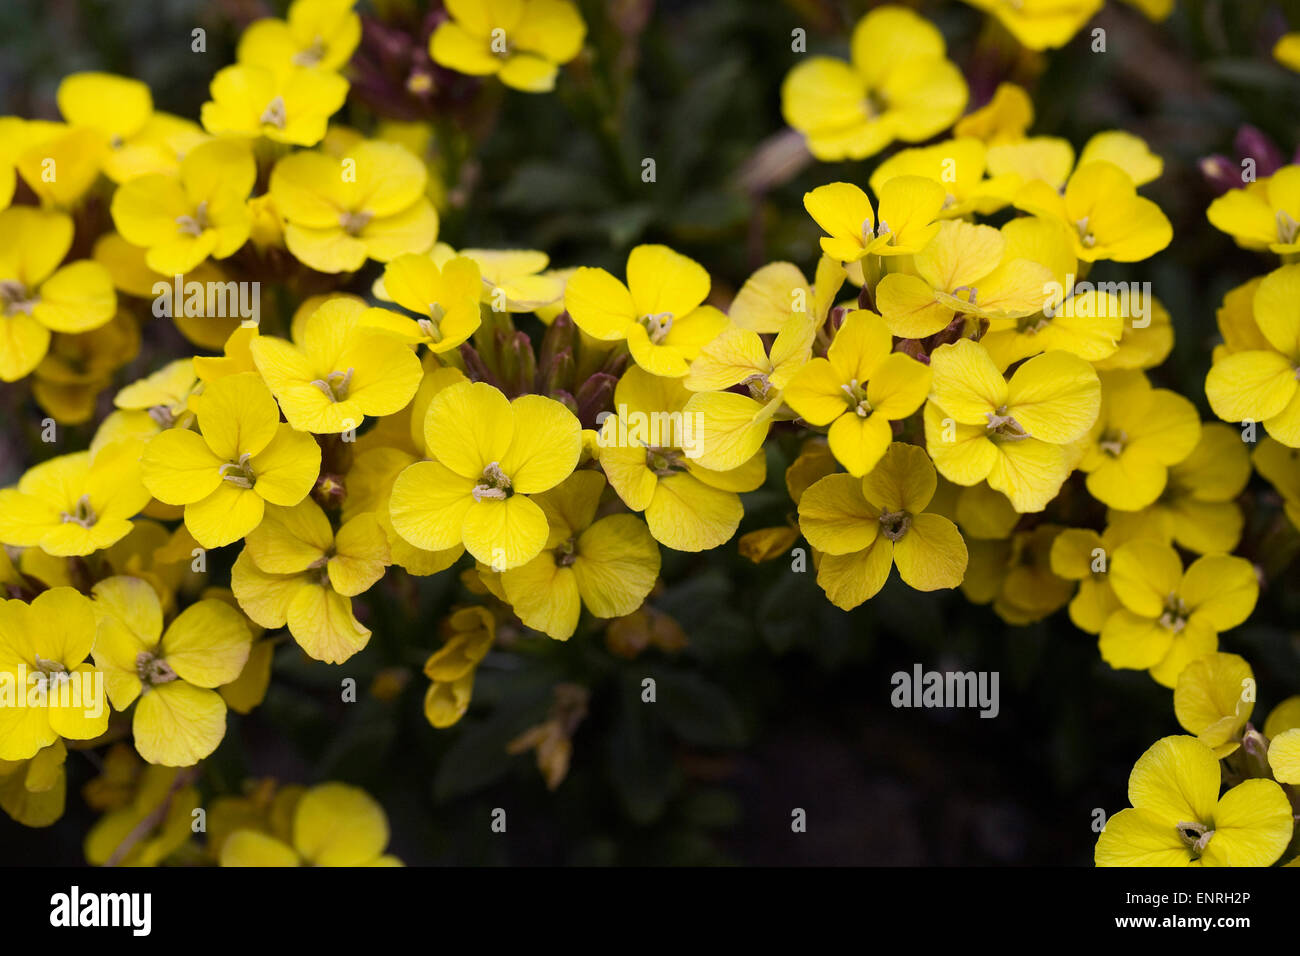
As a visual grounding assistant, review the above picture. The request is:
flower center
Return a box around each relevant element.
[60,494,97,528]
[840,378,871,417]
[292,38,326,67]
[646,446,686,477]
[219,452,256,489]
[1158,594,1189,633]
[1098,428,1128,457]
[311,368,354,402]
[260,95,287,129]
[1276,209,1300,245]
[556,537,578,567]
[985,408,1030,441]
[0,279,37,316]
[638,312,674,344]
[1176,820,1214,858]
[951,285,979,305]
[136,650,178,687]
[472,461,513,501]
[338,209,373,236]
[879,510,911,542]
[147,405,176,428]
[742,372,773,402]
[1075,216,1097,249]
[176,200,210,237]
[418,303,447,343]
[862,89,888,119]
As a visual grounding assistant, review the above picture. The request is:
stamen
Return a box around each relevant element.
[0,280,37,316]
[136,651,178,686]
[219,452,255,489]
[260,95,287,129]
[639,312,674,344]
[472,461,512,501]
[419,303,447,343]
[1276,209,1300,245]
[339,209,373,236]
[60,494,97,528]
[879,510,911,542]
[310,368,355,402]
[175,200,210,237]
[985,408,1030,441]
[1075,216,1096,249]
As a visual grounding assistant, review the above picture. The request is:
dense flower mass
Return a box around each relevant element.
[0,0,1296,869]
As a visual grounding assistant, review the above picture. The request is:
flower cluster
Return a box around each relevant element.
[0,0,1296,868]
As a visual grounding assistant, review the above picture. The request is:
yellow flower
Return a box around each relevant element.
[1093,297,1174,371]
[1254,438,1300,530]
[390,380,581,569]
[1205,263,1300,446]
[32,311,140,425]
[990,130,1163,194]
[784,310,931,477]
[781,5,967,162]
[726,255,844,335]
[111,139,256,276]
[875,219,1056,339]
[92,576,250,766]
[251,298,425,434]
[596,367,765,552]
[500,471,660,640]
[0,588,109,760]
[201,62,348,146]
[1016,160,1172,262]
[978,216,1125,370]
[430,0,586,94]
[924,340,1100,512]
[142,372,321,548]
[364,253,483,353]
[0,740,66,828]
[803,178,946,262]
[423,606,495,728]
[1276,33,1300,71]
[270,140,438,273]
[1207,165,1300,254]
[221,782,401,866]
[798,442,967,610]
[0,206,116,382]
[1173,653,1255,758]
[233,500,389,664]
[681,306,821,473]
[1095,736,1293,866]
[12,120,106,208]
[0,441,150,556]
[55,72,155,184]
[953,83,1034,145]
[564,244,727,378]
[869,138,1018,219]
[1100,541,1258,687]
[1049,526,1123,634]
[84,764,200,866]
[964,524,1074,624]
[1078,370,1201,511]
[238,0,361,76]
[1105,423,1251,554]
[962,0,1103,51]
[1265,698,1300,784]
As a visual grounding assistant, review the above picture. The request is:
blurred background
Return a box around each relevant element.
[2,0,1299,865]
